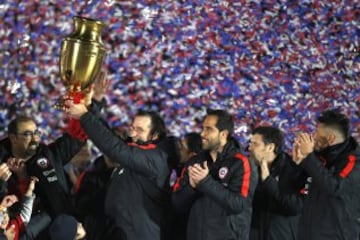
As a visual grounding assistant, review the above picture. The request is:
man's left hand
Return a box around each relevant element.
[296,133,314,158]
[188,162,209,188]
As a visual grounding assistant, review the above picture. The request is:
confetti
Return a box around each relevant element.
[0,1,358,150]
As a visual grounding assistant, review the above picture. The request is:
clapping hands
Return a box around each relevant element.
[293,132,315,165]
[188,162,209,188]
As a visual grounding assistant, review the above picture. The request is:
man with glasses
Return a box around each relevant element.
[66,96,171,240]
[0,103,105,239]
[6,118,42,161]
[0,116,85,218]
[0,73,108,222]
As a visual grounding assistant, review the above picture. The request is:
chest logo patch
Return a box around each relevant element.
[36,158,49,169]
[218,167,229,179]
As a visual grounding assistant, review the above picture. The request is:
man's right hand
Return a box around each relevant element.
[64,98,89,119]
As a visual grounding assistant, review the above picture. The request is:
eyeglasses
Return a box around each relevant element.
[129,125,146,134]
[17,130,41,138]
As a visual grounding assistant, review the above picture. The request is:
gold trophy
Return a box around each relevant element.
[58,16,106,106]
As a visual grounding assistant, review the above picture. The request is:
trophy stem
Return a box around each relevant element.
[54,83,84,109]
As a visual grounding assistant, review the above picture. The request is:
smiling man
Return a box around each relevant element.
[8,118,41,159]
[0,116,85,217]
[172,109,258,240]
[65,94,170,240]
[0,115,88,240]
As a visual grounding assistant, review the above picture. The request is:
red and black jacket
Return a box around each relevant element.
[0,100,104,218]
[298,137,360,240]
[79,111,170,240]
[0,135,84,218]
[172,140,258,240]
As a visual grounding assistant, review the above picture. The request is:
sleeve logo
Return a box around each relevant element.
[218,166,229,179]
[36,157,49,169]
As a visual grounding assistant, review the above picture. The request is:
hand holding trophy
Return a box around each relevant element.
[58,16,106,140]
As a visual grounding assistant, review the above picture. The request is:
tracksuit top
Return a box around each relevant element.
[172,140,258,240]
[298,137,360,240]
[251,152,307,240]
[0,135,84,218]
[80,111,170,240]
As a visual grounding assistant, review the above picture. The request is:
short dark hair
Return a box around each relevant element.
[136,110,167,140]
[206,109,234,138]
[8,116,35,134]
[253,126,284,155]
[184,132,202,154]
[317,109,350,139]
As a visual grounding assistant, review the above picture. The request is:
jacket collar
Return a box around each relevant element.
[208,137,242,163]
[270,152,289,176]
[317,137,358,166]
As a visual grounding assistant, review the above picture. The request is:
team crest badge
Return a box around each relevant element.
[218,167,228,179]
[36,158,49,169]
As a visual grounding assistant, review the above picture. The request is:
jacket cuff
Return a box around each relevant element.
[79,111,93,125]
[65,118,88,141]
[197,175,213,192]
[92,97,106,107]
[300,152,320,177]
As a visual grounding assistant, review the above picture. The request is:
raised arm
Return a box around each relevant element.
[80,112,168,185]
